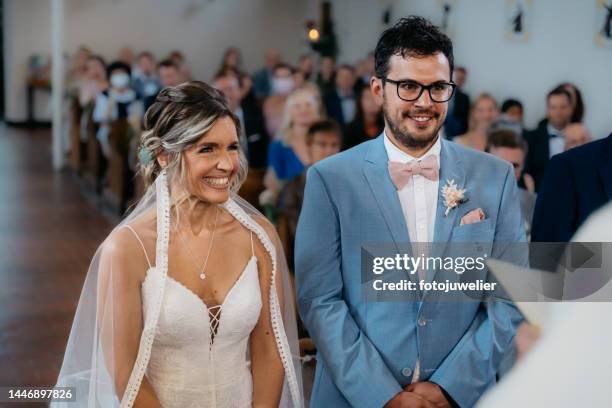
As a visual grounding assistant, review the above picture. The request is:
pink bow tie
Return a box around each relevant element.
[388,155,439,190]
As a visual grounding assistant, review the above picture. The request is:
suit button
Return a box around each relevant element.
[418,318,427,327]
[402,367,412,377]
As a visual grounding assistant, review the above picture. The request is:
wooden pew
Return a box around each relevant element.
[68,96,84,174]
[238,167,266,210]
[83,106,104,194]
[103,118,132,214]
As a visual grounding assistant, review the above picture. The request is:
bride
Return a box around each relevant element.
[54,81,303,407]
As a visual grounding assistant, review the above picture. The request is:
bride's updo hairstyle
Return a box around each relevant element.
[138,80,248,194]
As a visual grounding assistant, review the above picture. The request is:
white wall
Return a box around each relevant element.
[329,0,612,139]
[3,0,315,122]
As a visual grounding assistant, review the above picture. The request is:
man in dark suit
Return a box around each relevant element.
[214,73,269,168]
[524,86,573,191]
[444,66,470,138]
[323,64,358,130]
[531,133,612,242]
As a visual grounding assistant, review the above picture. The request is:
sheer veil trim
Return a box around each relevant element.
[118,170,302,407]
[120,170,171,408]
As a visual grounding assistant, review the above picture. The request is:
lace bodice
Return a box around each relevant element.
[141,256,261,407]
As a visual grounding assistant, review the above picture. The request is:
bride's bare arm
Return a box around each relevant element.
[98,227,162,408]
[250,220,285,407]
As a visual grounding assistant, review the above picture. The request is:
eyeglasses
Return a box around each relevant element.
[380,78,456,103]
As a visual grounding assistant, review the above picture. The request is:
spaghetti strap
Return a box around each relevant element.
[250,231,254,257]
[123,225,153,269]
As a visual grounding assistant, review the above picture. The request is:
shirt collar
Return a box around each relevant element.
[384,129,441,165]
[547,123,565,138]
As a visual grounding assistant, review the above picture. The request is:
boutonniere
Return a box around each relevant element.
[441,179,468,217]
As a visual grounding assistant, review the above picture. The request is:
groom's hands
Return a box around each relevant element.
[384,391,437,408]
[403,382,453,408]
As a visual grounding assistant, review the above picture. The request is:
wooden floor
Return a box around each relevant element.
[0,125,113,403]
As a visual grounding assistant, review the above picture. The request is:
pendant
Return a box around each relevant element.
[199,273,206,280]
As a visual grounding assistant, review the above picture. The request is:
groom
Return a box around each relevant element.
[295,17,526,408]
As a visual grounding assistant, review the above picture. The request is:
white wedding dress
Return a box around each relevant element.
[125,225,262,408]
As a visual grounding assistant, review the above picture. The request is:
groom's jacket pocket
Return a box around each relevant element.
[451,218,494,239]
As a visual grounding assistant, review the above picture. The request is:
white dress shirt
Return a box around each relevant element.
[384,130,441,252]
[547,123,565,158]
[384,130,441,384]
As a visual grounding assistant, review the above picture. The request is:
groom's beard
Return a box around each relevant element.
[383,100,443,150]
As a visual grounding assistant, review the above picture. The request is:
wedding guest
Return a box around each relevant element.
[218,47,243,74]
[323,64,358,128]
[93,61,142,159]
[168,50,192,82]
[342,83,384,150]
[262,94,286,140]
[65,46,91,97]
[157,59,182,88]
[214,72,269,169]
[454,93,499,151]
[524,86,573,191]
[492,99,525,138]
[271,63,295,96]
[253,48,281,98]
[78,55,108,107]
[531,132,612,242]
[487,129,536,238]
[132,51,160,112]
[263,89,321,203]
[297,54,315,81]
[316,55,336,95]
[563,123,591,151]
[561,82,585,123]
[118,46,135,68]
[278,119,342,268]
[444,66,470,137]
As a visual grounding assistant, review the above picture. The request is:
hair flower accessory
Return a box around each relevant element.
[138,145,155,166]
[441,179,468,217]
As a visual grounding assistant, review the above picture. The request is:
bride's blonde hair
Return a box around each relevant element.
[139,81,248,195]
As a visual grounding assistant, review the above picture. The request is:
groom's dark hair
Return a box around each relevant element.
[374,16,454,80]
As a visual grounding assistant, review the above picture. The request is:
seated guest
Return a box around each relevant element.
[118,46,135,70]
[92,61,142,159]
[218,46,243,74]
[262,89,322,203]
[262,94,286,139]
[444,66,471,138]
[65,46,91,98]
[79,55,108,108]
[563,122,591,151]
[270,63,296,96]
[493,98,525,137]
[213,72,269,169]
[297,53,315,81]
[531,132,612,242]
[323,64,358,129]
[253,48,281,99]
[524,86,573,191]
[454,93,499,151]
[561,82,585,123]
[168,50,192,82]
[316,55,336,95]
[342,83,383,150]
[278,119,342,268]
[132,51,160,112]
[487,129,536,238]
[157,59,182,89]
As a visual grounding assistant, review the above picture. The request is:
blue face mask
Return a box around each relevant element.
[110,72,130,89]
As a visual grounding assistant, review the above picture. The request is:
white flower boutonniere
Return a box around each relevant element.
[441,179,468,217]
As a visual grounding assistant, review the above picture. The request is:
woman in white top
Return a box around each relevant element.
[54,81,302,408]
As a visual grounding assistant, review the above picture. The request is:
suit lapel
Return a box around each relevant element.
[363,135,411,250]
[427,140,465,283]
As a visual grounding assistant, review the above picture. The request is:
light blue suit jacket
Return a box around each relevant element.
[295,135,526,408]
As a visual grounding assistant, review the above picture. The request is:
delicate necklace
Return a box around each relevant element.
[179,206,219,280]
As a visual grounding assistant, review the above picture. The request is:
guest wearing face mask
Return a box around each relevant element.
[271,63,296,96]
[93,61,143,160]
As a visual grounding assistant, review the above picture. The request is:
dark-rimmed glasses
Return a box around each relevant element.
[380,78,456,102]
